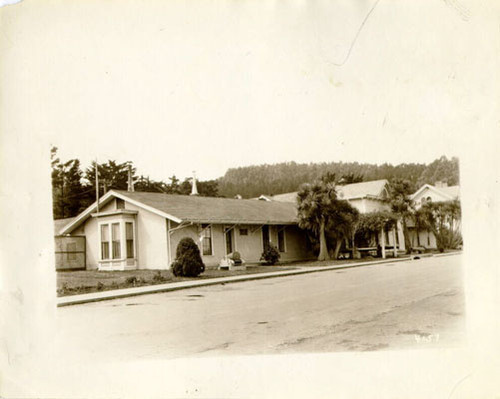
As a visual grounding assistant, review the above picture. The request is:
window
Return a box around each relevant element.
[201,224,212,256]
[239,228,248,236]
[278,228,286,252]
[126,222,134,258]
[112,223,121,259]
[116,198,125,209]
[101,224,110,260]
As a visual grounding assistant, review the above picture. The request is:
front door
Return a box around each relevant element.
[262,225,270,251]
[225,227,233,255]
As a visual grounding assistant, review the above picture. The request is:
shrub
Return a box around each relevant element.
[171,237,205,277]
[261,244,280,265]
[153,271,166,283]
[96,281,104,291]
[125,276,138,285]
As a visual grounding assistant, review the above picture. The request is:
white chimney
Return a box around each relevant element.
[190,171,199,196]
[127,164,135,192]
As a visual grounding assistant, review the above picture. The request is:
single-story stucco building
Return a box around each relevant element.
[57,190,314,271]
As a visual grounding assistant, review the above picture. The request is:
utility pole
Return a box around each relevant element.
[95,159,100,213]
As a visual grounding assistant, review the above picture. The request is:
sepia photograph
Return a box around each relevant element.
[1,0,499,398]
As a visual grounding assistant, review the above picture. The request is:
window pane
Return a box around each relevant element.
[101,242,109,259]
[201,225,212,255]
[126,240,134,258]
[126,222,133,239]
[202,237,212,255]
[126,222,134,258]
[112,223,121,259]
[101,224,109,241]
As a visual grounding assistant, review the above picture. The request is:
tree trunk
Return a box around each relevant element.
[402,219,412,254]
[318,219,330,261]
[351,231,356,259]
[333,239,342,259]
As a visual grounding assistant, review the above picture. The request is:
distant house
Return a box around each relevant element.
[410,181,460,209]
[258,179,405,254]
[408,182,461,249]
[56,190,314,271]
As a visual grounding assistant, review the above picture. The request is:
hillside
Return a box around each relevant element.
[218,156,459,198]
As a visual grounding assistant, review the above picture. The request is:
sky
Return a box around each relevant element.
[1,0,495,182]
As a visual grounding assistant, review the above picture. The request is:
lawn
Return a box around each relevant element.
[56,266,297,297]
[57,249,459,297]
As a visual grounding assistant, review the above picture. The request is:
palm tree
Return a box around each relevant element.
[297,181,337,261]
[325,200,360,259]
[297,180,359,261]
[389,178,415,254]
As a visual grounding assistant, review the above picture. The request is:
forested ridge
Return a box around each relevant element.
[218,156,459,198]
[52,145,459,220]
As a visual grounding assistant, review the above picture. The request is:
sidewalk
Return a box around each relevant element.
[56,252,458,307]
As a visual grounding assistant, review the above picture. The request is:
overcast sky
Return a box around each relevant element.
[1,0,494,181]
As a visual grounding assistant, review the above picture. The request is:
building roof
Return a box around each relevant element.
[268,179,390,203]
[59,190,300,235]
[337,179,389,200]
[116,191,299,225]
[410,184,460,201]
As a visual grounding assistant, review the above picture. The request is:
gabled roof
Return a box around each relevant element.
[60,190,299,234]
[410,184,460,201]
[268,179,390,203]
[337,179,389,200]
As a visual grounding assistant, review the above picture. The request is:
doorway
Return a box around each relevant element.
[262,225,270,251]
[225,227,233,255]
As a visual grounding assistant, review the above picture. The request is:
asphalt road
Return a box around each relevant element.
[53,254,465,361]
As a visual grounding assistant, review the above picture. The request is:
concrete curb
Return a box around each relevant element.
[56,252,461,307]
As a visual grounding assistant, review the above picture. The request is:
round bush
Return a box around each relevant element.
[260,244,280,265]
[172,237,205,277]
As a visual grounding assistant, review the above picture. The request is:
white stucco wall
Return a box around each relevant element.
[74,198,169,270]
[124,201,169,269]
[169,223,312,267]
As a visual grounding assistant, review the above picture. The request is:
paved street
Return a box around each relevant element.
[53,254,465,361]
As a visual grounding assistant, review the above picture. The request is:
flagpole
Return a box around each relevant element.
[95,159,100,213]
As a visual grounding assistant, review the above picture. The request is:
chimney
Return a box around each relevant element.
[435,180,448,188]
[190,171,199,196]
[127,164,135,192]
